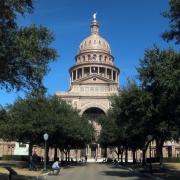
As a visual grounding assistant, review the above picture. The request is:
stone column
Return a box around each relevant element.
[111,69,113,80]
[76,69,78,80]
[172,145,176,157]
[71,71,73,81]
[82,67,84,78]
[87,145,90,158]
[98,67,99,74]
[97,144,101,158]
[105,68,107,78]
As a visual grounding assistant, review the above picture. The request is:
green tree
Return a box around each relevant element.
[161,0,180,44]
[138,46,180,163]
[0,0,57,92]
[110,81,154,164]
[1,95,94,162]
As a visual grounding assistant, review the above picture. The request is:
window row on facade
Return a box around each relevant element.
[76,54,113,65]
[71,66,118,82]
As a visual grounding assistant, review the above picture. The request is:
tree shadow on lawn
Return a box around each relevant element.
[153,164,180,180]
[0,173,36,180]
[99,170,151,179]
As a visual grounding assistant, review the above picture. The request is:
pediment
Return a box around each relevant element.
[74,74,113,84]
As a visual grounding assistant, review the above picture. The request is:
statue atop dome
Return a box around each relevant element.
[93,12,97,20]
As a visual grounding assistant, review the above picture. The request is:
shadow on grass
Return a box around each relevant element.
[152,163,180,180]
[0,173,37,180]
[99,170,151,179]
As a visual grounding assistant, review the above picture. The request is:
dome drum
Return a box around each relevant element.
[75,52,114,65]
[69,64,119,83]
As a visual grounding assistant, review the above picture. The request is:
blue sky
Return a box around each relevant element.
[0,0,177,106]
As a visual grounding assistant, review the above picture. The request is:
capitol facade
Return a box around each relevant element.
[56,15,120,161]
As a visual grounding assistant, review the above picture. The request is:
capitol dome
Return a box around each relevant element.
[78,17,111,54]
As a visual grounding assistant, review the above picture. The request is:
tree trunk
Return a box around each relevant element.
[68,150,70,162]
[117,147,120,161]
[63,149,68,163]
[75,148,78,162]
[156,139,164,165]
[29,142,33,156]
[142,149,146,166]
[125,148,128,164]
[54,146,57,161]
[132,149,136,164]
[120,149,124,163]
[28,142,33,161]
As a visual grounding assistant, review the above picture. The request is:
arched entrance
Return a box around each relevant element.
[82,107,105,161]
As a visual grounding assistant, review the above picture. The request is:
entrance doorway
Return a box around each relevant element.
[83,107,105,159]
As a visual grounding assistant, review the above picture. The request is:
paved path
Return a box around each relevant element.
[46,163,153,180]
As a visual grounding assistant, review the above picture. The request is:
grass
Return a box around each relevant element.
[0,160,44,179]
[0,167,42,176]
[153,163,180,180]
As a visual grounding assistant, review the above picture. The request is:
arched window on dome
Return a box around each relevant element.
[94,40,96,44]
[78,57,81,63]
[99,55,102,62]
[104,56,107,62]
[88,54,91,61]
[83,56,85,62]
[92,54,96,61]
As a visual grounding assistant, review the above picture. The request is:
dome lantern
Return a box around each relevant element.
[78,14,112,55]
[91,13,99,35]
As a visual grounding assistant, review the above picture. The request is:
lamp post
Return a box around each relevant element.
[67,145,71,163]
[147,135,153,174]
[43,133,49,171]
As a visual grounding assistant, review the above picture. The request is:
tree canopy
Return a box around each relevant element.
[0,0,57,92]
[161,0,180,44]
[0,95,94,156]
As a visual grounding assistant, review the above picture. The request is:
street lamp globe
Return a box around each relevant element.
[43,133,49,141]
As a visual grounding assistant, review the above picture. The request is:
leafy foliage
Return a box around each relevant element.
[0,0,57,92]
[161,0,180,44]
[138,46,180,142]
[0,96,94,155]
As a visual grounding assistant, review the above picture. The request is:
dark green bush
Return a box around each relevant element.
[2,155,29,161]
[163,157,180,163]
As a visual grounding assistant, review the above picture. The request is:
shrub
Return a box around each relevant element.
[2,155,29,161]
[163,157,180,163]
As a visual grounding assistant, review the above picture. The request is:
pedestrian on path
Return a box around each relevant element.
[52,158,61,175]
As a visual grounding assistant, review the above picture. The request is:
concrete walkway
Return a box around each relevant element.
[46,163,153,180]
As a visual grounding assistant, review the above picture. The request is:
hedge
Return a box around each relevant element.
[1,155,29,161]
[163,157,180,163]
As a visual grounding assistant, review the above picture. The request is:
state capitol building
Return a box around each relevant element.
[56,15,119,161]
[0,15,179,161]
